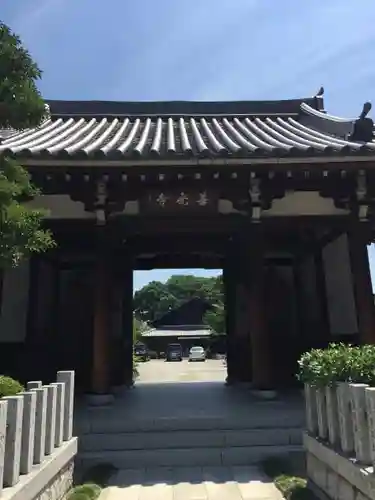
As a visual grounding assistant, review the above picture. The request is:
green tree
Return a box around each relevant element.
[204,304,226,334]
[133,274,226,333]
[133,315,147,343]
[0,22,55,268]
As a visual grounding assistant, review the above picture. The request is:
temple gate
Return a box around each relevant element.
[0,89,375,396]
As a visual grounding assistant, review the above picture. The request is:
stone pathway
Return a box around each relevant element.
[100,466,283,499]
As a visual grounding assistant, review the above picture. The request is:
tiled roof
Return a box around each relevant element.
[1,96,374,160]
[142,328,212,338]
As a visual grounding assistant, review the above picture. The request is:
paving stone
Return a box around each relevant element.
[173,467,208,500]
[101,466,283,500]
[202,467,243,500]
[232,466,284,499]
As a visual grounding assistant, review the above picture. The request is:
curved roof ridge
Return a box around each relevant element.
[300,102,355,123]
[45,96,320,118]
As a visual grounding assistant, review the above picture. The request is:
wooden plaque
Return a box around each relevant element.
[140,188,218,215]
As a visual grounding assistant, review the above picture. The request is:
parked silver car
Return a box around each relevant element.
[188,346,206,362]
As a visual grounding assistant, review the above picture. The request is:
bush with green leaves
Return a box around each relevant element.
[261,456,313,500]
[297,343,375,387]
[133,354,140,379]
[274,475,312,499]
[66,483,101,500]
[0,375,24,397]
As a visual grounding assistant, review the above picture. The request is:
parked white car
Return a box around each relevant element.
[188,346,206,362]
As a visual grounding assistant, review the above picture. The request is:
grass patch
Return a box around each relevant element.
[66,483,101,500]
[68,462,118,499]
[261,456,315,500]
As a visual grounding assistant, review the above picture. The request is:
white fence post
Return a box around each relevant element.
[56,371,75,441]
[336,382,354,455]
[33,387,47,465]
[350,383,371,464]
[20,391,36,474]
[365,387,375,467]
[44,385,57,456]
[316,387,328,440]
[304,384,318,435]
[0,400,8,495]
[2,395,24,487]
[52,382,65,448]
[26,381,42,391]
[326,385,339,447]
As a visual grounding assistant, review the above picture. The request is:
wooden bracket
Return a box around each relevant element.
[356,170,369,222]
[249,176,262,222]
[94,180,108,226]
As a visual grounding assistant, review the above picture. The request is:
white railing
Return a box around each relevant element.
[0,371,75,496]
[304,382,375,500]
[304,382,375,464]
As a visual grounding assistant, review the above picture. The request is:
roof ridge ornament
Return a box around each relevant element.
[314,86,324,97]
[349,101,374,142]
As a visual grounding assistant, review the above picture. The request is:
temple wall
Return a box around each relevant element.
[322,234,358,335]
[298,256,320,325]
[262,191,350,217]
[0,261,30,342]
[274,266,298,336]
[27,194,95,219]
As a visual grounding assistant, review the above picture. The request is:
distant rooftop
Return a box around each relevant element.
[142,325,213,338]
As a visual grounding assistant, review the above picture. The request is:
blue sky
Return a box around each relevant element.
[2,0,375,290]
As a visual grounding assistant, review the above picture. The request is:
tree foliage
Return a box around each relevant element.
[0,22,55,268]
[133,274,225,333]
[133,315,148,343]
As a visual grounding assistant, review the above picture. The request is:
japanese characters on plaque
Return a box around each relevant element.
[142,189,217,214]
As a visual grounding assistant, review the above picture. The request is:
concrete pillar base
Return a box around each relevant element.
[250,389,278,400]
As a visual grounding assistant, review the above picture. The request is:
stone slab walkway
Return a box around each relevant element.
[100,466,284,499]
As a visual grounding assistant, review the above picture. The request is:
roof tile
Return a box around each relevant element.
[1,98,374,160]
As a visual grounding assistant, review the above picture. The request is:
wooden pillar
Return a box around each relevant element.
[348,228,375,345]
[234,281,252,383]
[314,249,330,345]
[223,258,237,384]
[91,242,111,394]
[248,239,273,390]
[122,253,134,386]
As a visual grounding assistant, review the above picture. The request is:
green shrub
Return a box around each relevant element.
[297,343,375,387]
[133,355,140,379]
[274,475,313,499]
[0,375,24,398]
[261,456,313,499]
[67,483,101,500]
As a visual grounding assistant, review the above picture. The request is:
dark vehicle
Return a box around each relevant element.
[134,343,149,361]
[166,343,183,362]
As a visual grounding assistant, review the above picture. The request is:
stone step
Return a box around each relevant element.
[78,444,302,468]
[79,427,302,452]
[75,413,305,434]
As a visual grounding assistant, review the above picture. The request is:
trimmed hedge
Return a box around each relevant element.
[0,375,24,398]
[297,343,375,387]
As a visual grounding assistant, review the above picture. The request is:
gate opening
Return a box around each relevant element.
[132,268,227,385]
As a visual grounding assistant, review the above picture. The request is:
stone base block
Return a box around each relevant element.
[304,432,375,500]
[1,438,77,500]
